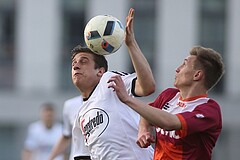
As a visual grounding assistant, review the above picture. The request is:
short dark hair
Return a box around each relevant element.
[71,45,108,72]
[190,46,225,90]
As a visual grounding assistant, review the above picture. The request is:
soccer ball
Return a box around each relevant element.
[84,15,125,55]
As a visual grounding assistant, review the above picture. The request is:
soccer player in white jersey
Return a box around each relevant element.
[49,96,90,160]
[22,103,64,160]
[71,8,155,160]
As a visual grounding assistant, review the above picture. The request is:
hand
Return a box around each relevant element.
[125,8,135,46]
[108,75,130,103]
[137,131,155,148]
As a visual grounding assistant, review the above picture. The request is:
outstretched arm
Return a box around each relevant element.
[108,75,181,131]
[125,8,155,96]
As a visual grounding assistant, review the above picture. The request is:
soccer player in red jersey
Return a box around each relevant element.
[108,46,225,160]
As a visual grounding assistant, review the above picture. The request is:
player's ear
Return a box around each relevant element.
[97,67,105,77]
[193,70,204,81]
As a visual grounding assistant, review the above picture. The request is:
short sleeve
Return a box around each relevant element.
[111,71,137,96]
[122,73,137,96]
[176,99,222,137]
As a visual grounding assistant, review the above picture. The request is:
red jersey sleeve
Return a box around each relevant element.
[176,99,222,138]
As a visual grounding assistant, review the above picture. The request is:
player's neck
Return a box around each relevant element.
[81,84,98,101]
[44,122,53,129]
[179,86,207,100]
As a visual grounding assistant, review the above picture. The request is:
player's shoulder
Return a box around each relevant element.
[207,98,220,106]
[156,88,179,102]
[101,71,135,85]
[28,121,44,131]
[64,96,82,108]
[110,70,131,76]
[195,98,222,125]
[150,88,179,108]
[102,70,132,77]
[199,98,221,111]
[110,71,136,81]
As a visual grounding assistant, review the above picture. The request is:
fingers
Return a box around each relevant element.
[125,8,136,45]
[107,75,121,84]
[126,8,134,21]
[126,8,134,31]
[107,75,123,90]
[137,139,150,148]
[137,137,151,148]
[129,8,134,18]
[147,134,156,143]
[137,132,155,148]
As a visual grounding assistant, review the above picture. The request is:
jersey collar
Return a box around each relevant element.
[179,94,208,102]
[83,84,98,101]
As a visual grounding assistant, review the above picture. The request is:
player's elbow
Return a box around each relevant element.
[143,82,156,96]
[135,80,156,96]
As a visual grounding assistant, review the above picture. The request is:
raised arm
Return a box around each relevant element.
[125,8,155,96]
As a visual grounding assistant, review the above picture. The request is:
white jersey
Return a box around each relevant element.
[62,96,90,159]
[72,71,153,160]
[24,121,63,160]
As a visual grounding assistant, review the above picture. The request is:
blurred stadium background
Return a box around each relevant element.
[0,0,239,159]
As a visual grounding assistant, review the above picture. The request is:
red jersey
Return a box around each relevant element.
[149,88,222,160]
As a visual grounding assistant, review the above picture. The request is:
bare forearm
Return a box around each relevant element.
[139,116,154,132]
[125,97,181,130]
[127,40,155,95]
[124,8,155,95]
[108,75,178,130]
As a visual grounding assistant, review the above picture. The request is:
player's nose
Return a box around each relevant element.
[175,67,180,73]
[73,65,80,70]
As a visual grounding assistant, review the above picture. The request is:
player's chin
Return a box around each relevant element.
[72,78,79,86]
[173,81,178,88]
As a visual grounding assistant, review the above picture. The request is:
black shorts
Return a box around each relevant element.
[74,156,91,160]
